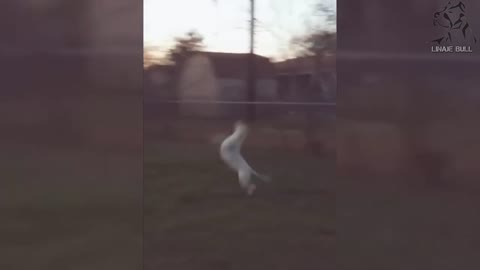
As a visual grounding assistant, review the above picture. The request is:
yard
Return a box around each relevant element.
[144,140,336,270]
[3,121,479,269]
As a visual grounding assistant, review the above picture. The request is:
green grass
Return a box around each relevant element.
[5,139,479,269]
[144,141,335,270]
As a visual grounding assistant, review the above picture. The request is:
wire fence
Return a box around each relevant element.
[158,99,335,106]
[144,93,336,156]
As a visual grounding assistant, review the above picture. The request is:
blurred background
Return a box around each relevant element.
[338,0,480,269]
[143,0,336,269]
[0,0,143,269]
[3,0,480,269]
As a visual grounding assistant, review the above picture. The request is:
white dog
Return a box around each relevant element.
[220,121,271,195]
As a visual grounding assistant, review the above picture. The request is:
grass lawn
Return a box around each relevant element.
[144,141,335,270]
[3,139,479,269]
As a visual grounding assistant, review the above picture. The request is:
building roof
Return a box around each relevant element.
[274,54,336,74]
[144,64,175,86]
[146,64,175,74]
[191,52,275,79]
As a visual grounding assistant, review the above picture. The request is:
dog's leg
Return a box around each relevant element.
[238,169,255,196]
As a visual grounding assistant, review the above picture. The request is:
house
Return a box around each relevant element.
[144,64,177,120]
[144,64,175,100]
[177,52,277,117]
[274,54,336,102]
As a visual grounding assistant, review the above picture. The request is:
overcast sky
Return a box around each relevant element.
[144,0,336,60]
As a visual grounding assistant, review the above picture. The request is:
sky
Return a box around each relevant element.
[144,0,336,61]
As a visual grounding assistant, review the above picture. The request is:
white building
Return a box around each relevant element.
[177,52,277,117]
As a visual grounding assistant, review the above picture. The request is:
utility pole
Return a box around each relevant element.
[246,0,256,122]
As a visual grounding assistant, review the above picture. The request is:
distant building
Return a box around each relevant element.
[274,54,336,102]
[144,64,175,100]
[177,52,277,117]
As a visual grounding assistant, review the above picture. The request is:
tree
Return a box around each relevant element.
[313,3,336,31]
[167,30,205,66]
[290,2,336,57]
[288,2,337,155]
[158,31,205,134]
[291,31,336,57]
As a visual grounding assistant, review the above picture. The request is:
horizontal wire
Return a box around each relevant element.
[154,99,336,106]
[3,49,478,62]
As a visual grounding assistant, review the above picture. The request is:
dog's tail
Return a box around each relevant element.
[251,167,271,182]
[241,157,271,182]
